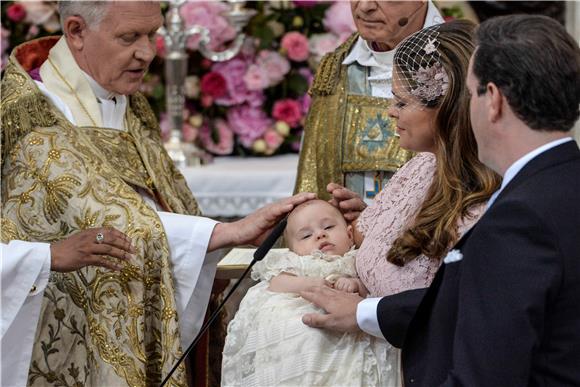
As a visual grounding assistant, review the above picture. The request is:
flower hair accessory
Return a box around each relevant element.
[411,62,449,102]
[393,24,449,107]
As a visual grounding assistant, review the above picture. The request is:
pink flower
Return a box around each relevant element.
[309,33,341,62]
[292,0,318,8]
[227,105,272,147]
[182,123,198,142]
[272,99,303,128]
[263,129,284,153]
[281,31,310,62]
[159,113,171,141]
[200,71,227,98]
[213,59,265,107]
[243,64,270,91]
[255,50,290,86]
[201,94,213,108]
[298,94,312,115]
[156,35,166,58]
[323,2,356,40]
[7,3,26,22]
[199,119,234,155]
[180,2,236,52]
[22,1,60,32]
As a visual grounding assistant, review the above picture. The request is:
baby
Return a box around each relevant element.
[222,200,378,387]
[269,199,366,296]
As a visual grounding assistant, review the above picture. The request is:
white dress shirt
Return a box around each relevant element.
[357,137,575,340]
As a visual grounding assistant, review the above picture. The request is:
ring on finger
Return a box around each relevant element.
[96,232,105,244]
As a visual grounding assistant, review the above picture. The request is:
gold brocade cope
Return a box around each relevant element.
[342,94,413,172]
[0,38,197,386]
[82,128,157,197]
[295,33,414,199]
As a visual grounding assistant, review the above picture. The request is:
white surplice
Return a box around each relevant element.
[1,241,51,387]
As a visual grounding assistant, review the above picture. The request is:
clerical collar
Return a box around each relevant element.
[342,0,444,68]
[81,70,121,102]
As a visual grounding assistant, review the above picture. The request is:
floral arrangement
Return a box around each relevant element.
[1,1,464,158]
[1,0,356,158]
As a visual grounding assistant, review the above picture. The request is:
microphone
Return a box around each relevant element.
[159,217,288,387]
[398,3,426,27]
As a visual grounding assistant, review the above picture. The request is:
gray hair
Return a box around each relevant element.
[58,1,110,30]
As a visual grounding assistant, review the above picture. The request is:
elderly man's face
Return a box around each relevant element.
[350,1,424,45]
[80,2,163,95]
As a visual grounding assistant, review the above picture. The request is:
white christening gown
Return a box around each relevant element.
[221,249,399,386]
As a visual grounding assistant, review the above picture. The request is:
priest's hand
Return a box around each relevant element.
[208,192,316,251]
[50,227,135,272]
[300,285,363,333]
[327,183,367,222]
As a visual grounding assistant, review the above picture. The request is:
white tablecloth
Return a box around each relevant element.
[179,154,299,218]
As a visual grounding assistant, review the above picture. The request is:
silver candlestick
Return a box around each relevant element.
[158,0,257,167]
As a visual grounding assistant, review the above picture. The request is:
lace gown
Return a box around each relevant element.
[221,250,399,386]
[355,152,485,386]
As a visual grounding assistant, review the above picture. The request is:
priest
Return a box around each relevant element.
[0,1,313,386]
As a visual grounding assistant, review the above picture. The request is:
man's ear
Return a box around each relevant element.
[63,16,88,51]
[487,82,503,123]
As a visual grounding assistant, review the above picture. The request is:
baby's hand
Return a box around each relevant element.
[334,277,360,294]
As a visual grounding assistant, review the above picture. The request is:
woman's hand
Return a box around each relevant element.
[327,183,366,222]
[50,227,135,272]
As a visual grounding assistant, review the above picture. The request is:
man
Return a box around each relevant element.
[302,14,580,386]
[0,2,313,386]
[1,227,134,387]
[295,0,443,204]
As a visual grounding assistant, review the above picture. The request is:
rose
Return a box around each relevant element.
[281,31,310,62]
[292,0,318,8]
[200,71,227,98]
[7,3,26,22]
[213,59,265,107]
[309,33,341,63]
[227,105,272,147]
[155,35,166,58]
[255,50,290,86]
[243,64,270,91]
[199,119,234,155]
[323,2,356,41]
[263,129,284,154]
[181,1,236,51]
[272,99,303,128]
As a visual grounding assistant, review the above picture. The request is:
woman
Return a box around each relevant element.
[327,19,501,385]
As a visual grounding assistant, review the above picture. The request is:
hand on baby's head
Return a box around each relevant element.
[284,199,353,256]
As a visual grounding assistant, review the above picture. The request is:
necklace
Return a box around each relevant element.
[47,57,98,127]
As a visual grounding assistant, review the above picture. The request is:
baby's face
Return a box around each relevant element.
[285,200,353,256]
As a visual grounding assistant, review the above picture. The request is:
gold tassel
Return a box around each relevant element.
[310,33,359,97]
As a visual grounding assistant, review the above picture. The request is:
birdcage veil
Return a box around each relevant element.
[392,24,449,111]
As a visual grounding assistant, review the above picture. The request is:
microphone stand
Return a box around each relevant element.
[159,218,288,387]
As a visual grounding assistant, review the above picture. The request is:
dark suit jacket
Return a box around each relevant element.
[378,141,580,386]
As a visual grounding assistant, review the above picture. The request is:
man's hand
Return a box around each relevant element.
[208,192,316,251]
[50,227,135,272]
[327,183,366,222]
[300,285,363,333]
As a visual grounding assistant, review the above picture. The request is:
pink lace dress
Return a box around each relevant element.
[356,152,484,297]
[355,152,486,386]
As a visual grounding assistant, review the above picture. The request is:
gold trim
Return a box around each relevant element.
[47,57,98,126]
